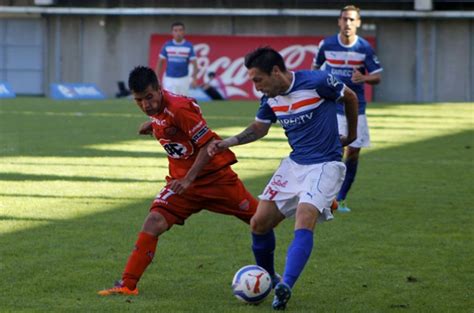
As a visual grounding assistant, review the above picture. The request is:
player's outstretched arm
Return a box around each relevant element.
[207,121,271,157]
[340,86,359,146]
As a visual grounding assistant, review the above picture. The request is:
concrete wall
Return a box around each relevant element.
[8,14,474,102]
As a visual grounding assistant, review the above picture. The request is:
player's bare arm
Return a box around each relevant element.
[169,139,213,194]
[351,68,381,85]
[138,120,153,135]
[339,86,359,146]
[207,121,271,157]
[155,58,165,77]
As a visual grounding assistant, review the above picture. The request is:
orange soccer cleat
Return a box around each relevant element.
[330,199,339,212]
[98,280,138,296]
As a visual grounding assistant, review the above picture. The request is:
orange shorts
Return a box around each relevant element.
[150,167,257,228]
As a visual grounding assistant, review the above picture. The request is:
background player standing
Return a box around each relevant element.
[208,47,359,310]
[98,66,259,296]
[312,5,383,212]
[155,22,198,96]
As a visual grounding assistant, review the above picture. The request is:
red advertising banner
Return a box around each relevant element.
[149,34,374,101]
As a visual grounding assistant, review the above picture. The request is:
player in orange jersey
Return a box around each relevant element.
[98,66,260,296]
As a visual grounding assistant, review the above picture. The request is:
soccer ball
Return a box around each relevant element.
[231,265,272,304]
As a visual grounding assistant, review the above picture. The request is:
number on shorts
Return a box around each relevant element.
[264,186,278,200]
[156,187,175,201]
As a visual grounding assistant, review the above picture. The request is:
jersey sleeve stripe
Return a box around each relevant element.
[255,117,273,124]
[368,68,383,75]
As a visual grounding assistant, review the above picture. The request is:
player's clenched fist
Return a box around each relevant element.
[351,68,365,84]
[207,139,230,157]
[138,120,153,135]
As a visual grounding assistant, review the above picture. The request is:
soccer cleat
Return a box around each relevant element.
[97,280,138,296]
[272,282,292,310]
[330,199,338,213]
[338,200,351,213]
[271,273,282,289]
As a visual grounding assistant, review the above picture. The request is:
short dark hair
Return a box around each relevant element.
[340,5,361,18]
[128,66,159,93]
[244,47,286,75]
[171,21,185,29]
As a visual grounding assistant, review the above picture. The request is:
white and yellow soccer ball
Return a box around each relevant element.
[231,265,272,304]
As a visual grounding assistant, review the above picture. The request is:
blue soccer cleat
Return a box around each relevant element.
[337,200,351,213]
[271,273,282,289]
[272,282,292,310]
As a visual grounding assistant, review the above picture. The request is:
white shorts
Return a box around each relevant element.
[337,114,371,148]
[162,76,191,96]
[258,158,346,223]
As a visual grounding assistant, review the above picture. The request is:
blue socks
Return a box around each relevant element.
[283,229,314,288]
[337,158,359,201]
[252,231,276,277]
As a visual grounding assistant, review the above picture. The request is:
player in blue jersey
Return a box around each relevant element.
[155,22,198,96]
[312,5,382,212]
[208,47,359,310]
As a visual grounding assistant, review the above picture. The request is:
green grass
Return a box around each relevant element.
[0,98,473,312]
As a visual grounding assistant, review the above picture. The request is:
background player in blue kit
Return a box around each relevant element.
[312,5,383,212]
[155,22,198,96]
[208,47,359,310]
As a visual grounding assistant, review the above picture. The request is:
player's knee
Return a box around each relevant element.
[142,212,168,236]
[250,216,271,234]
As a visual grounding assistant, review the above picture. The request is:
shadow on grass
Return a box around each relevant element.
[1,100,472,311]
[0,172,166,183]
[0,130,472,312]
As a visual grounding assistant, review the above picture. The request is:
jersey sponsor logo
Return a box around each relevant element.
[153,118,167,127]
[330,68,353,77]
[191,126,209,143]
[270,175,288,188]
[278,112,313,127]
[159,139,194,159]
[162,142,188,158]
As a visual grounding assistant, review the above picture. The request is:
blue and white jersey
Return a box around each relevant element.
[313,34,382,114]
[256,70,345,165]
[159,39,196,78]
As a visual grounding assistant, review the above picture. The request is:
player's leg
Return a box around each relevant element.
[250,200,285,287]
[272,202,319,310]
[99,186,195,296]
[273,161,345,310]
[120,212,168,290]
[337,146,360,212]
[97,211,168,296]
[337,113,371,212]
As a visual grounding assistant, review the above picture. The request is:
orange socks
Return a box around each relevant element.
[122,232,158,290]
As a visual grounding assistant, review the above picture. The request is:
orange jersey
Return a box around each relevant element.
[150,91,236,179]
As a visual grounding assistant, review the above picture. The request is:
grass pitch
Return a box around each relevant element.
[0,98,473,312]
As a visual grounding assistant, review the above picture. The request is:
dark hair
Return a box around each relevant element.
[171,21,185,29]
[128,66,159,93]
[207,72,216,78]
[244,47,286,75]
[340,5,361,18]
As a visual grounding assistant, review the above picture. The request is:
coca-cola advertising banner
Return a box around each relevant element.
[149,34,373,101]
